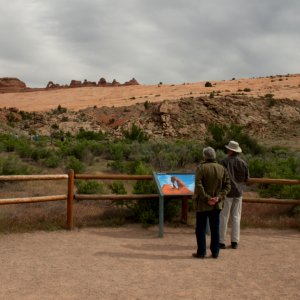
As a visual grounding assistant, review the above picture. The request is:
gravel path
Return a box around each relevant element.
[0,225,299,300]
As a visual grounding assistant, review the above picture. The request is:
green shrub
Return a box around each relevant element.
[247,150,300,199]
[52,105,67,114]
[60,140,88,160]
[51,124,59,130]
[205,124,264,155]
[19,110,33,120]
[108,181,128,206]
[151,151,179,171]
[43,154,62,168]
[248,157,271,178]
[108,141,131,161]
[30,147,52,161]
[264,93,274,99]
[15,141,33,159]
[65,156,85,173]
[61,116,69,122]
[76,129,105,141]
[108,181,127,194]
[243,88,251,92]
[205,81,212,87]
[122,124,149,142]
[76,180,104,194]
[0,156,33,175]
[108,160,128,173]
[89,141,106,156]
[144,100,151,110]
[0,134,18,152]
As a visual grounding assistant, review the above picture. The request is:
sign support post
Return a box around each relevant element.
[159,195,164,237]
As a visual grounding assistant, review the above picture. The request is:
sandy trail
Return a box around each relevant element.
[0,225,299,300]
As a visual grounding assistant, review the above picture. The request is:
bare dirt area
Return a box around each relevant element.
[0,225,299,300]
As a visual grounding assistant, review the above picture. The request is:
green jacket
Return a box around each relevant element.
[193,160,231,212]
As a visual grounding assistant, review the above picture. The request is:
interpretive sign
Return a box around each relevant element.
[153,172,195,237]
[154,173,195,196]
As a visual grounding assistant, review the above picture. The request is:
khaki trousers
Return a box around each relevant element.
[220,196,242,244]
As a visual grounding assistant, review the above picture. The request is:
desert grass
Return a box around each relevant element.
[0,199,299,234]
[0,178,299,233]
[241,203,300,230]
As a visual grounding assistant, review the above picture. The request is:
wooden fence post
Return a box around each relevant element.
[67,169,75,229]
[181,196,188,224]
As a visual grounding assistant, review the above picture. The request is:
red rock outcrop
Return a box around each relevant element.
[98,78,107,86]
[46,81,61,89]
[0,77,26,93]
[83,79,97,86]
[70,80,82,87]
[111,79,120,86]
[0,76,140,93]
[124,78,139,86]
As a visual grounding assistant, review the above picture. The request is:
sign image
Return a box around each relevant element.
[155,173,195,196]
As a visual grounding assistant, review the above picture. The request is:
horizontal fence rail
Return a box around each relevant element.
[0,195,67,205]
[75,174,153,180]
[0,172,300,232]
[0,174,68,181]
[243,197,300,205]
[75,194,159,201]
[248,178,300,185]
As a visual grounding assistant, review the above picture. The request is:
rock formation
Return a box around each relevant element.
[46,81,61,89]
[83,79,97,86]
[70,80,82,87]
[0,95,299,143]
[0,77,26,93]
[111,79,120,86]
[124,78,139,86]
[98,78,107,86]
[0,76,140,93]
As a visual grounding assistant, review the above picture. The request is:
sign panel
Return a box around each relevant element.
[154,173,195,196]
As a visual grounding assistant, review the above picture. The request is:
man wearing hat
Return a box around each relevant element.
[219,141,249,249]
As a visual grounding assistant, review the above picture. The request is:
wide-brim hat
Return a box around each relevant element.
[225,140,242,153]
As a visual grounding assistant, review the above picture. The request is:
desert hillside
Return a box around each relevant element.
[0,74,300,111]
[0,74,300,148]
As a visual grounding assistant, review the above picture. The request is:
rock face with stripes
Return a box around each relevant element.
[0,77,26,92]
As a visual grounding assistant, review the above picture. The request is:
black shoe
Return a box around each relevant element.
[219,243,226,249]
[211,254,218,259]
[231,242,238,249]
[192,253,205,259]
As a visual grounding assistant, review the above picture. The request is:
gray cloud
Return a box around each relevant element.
[0,0,299,87]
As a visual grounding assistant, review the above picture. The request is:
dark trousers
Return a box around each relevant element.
[195,209,221,257]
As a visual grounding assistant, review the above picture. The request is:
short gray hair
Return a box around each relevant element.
[203,147,216,160]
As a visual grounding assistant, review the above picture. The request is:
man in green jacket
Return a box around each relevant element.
[193,147,231,259]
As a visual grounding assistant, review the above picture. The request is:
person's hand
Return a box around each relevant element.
[208,197,219,206]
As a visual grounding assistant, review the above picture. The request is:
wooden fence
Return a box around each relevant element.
[0,171,300,230]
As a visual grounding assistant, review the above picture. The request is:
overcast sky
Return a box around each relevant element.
[1,0,299,87]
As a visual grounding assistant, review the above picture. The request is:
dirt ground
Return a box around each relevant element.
[0,225,299,300]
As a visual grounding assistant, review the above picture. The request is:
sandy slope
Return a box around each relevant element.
[0,225,299,299]
[0,75,300,112]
